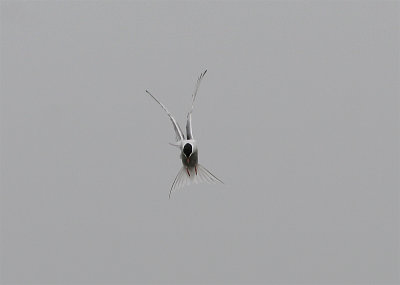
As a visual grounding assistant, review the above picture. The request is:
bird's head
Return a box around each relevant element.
[183,142,193,158]
[182,141,197,164]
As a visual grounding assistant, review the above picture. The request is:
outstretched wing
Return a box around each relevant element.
[196,164,223,184]
[169,164,223,199]
[186,70,207,140]
[145,90,184,142]
[169,167,188,199]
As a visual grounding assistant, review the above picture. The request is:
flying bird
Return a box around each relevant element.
[145,70,223,198]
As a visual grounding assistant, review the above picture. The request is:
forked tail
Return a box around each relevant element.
[169,164,223,198]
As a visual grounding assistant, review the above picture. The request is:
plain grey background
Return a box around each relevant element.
[1,1,399,284]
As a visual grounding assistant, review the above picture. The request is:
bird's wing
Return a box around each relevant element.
[169,164,223,199]
[186,70,207,140]
[145,90,184,142]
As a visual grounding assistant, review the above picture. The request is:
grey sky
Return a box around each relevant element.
[1,1,399,284]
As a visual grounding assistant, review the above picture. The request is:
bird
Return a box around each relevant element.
[145,70,223,198]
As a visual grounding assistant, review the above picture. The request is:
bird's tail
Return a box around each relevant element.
[169,164,223,198]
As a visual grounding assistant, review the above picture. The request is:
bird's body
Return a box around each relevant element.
[145,70,223,198]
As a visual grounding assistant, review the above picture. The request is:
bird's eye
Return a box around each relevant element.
[183,143,192,157]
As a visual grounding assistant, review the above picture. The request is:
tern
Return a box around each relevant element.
[145,70,223,198]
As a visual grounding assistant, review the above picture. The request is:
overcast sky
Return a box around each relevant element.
[1,1,399,284]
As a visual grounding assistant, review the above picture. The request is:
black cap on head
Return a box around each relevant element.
[183,143,192,157]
